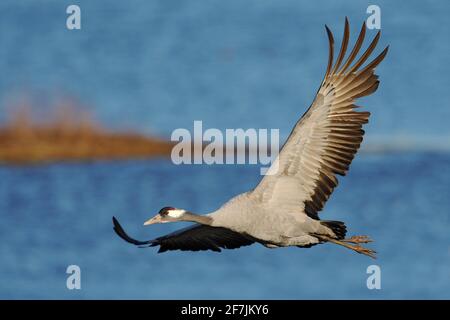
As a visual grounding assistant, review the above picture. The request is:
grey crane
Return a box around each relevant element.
[113,19,388,258]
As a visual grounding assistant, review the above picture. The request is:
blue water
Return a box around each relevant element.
[0,1,449,299]
[0,153,449,299]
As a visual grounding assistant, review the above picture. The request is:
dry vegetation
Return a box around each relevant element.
[0,106,173,165]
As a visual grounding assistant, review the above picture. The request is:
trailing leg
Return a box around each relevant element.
[314,234,376,259]
[342,235,373,244]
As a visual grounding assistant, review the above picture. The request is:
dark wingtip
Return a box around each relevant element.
[374,30,381,40]
[379,45,389,61]
[344,17,350,33]
[112,216,125,237]
[112,216,127,241]
[112,216,125,235]
[112,216,153,246]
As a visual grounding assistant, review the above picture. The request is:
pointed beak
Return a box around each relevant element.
[143,215,162,226]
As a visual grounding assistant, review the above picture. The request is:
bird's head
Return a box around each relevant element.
[143,207,187,225]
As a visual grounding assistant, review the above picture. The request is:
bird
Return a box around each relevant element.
[113,18,388,258]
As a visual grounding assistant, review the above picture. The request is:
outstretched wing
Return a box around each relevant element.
[253,19,388,219]
[113,217,255,253]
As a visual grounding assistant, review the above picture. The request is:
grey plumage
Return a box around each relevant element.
[113,19,387,258]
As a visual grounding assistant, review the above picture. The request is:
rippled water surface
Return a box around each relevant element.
[0,0,449,299]
[0,153,449,299]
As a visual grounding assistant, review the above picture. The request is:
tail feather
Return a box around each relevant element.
[321,220,347,239]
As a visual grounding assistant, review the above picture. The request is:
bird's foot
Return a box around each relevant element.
[343,235,373,244]
[314,234,377,259]
[353,245,377,259]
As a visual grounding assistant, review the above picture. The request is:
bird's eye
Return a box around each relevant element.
[159,206,174,215]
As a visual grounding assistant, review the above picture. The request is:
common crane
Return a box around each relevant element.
[113,19,388,258]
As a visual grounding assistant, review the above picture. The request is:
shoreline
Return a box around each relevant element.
[0,126,173,165]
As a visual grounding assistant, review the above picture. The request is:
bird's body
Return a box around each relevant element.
[113,18,388,258]
[209,192,332,247]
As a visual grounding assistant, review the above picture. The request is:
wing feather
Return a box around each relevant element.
[252,19,388,220]
[112,217,255,253]
[331,17,350,75]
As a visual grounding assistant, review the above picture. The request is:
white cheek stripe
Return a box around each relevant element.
[167,209,186,218]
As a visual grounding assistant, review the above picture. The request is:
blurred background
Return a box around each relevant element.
[0,0,449,299]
